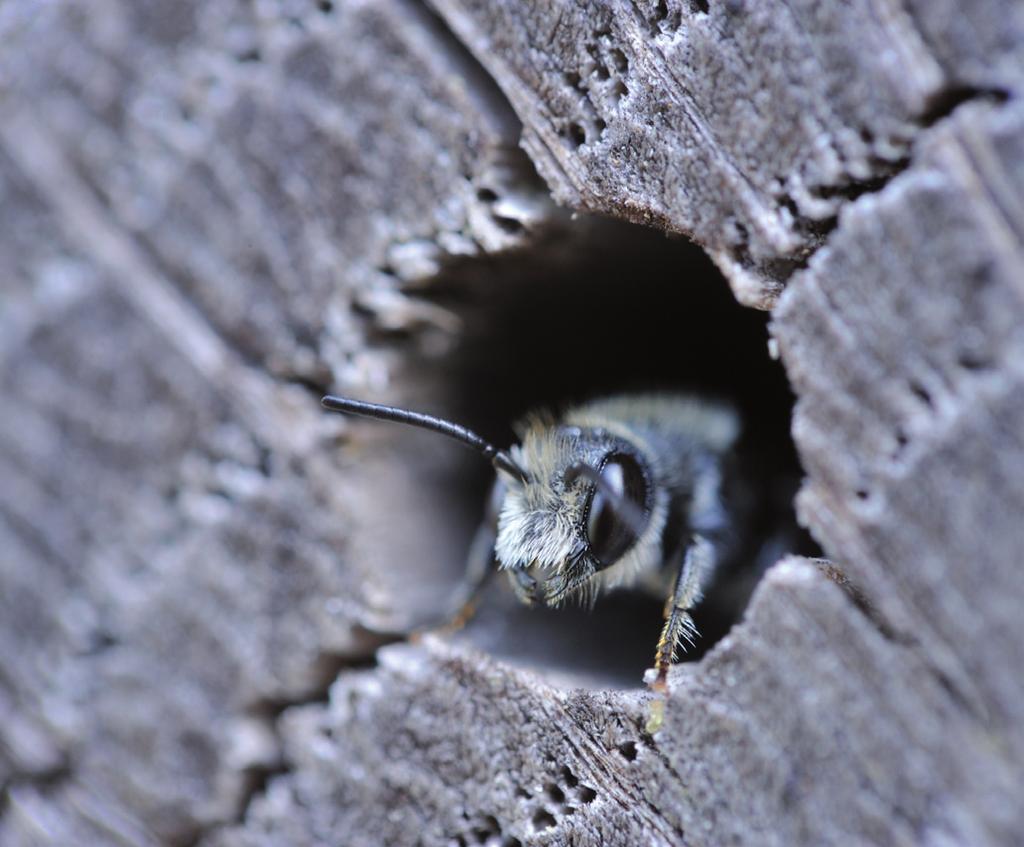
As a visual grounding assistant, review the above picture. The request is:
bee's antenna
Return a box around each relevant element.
[322,395,529,483]
[566,462,649,540]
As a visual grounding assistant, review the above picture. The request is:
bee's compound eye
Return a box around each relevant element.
[586,454,648,567]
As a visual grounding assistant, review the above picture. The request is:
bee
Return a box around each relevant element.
[322,393,742,731]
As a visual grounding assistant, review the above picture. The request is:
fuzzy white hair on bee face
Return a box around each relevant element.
[493,415,669,608]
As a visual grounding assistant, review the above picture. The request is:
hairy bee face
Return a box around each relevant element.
[494,419,665,607]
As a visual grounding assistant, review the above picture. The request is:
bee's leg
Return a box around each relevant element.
[412,519,496,636]
[445,521,500,631]
[509,566,539,606]
[416,478,504,635]
[647,534,717,732]
[653,535,716,686]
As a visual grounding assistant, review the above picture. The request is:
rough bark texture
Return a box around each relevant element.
[1,1,1021,846]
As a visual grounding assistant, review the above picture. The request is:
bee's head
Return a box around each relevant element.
[319,394,660,609]
[495,420,657,607]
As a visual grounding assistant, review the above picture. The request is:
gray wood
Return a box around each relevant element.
[434,0,1021,308]
[1,1,1021,845]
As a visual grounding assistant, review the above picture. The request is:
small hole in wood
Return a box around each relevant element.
[617,740,638,761]
[908,380,934,409]
[531,809,557,831]
[491,215,525,235]
[478,816,501,838]
[891,426,910,460]
[956,350,992,371]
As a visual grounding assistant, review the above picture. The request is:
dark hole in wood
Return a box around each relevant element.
[909,379,934,409]
[531,809,557,831]
[618,739,638,761]
[491,215,525,235]
[393,217,815,688]
[957,349,992,371]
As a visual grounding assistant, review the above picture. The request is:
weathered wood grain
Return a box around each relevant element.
[0,1,557,842]
[1,0,1021,845]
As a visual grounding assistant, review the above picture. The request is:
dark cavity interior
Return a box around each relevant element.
[384,216,815,689]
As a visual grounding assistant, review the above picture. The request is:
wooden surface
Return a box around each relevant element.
[1,1,1021,845]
